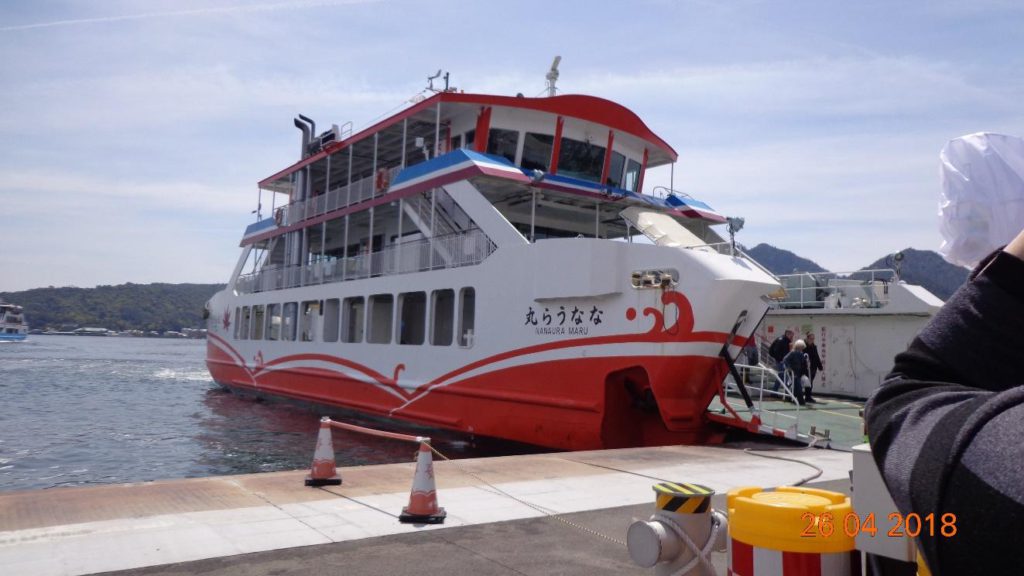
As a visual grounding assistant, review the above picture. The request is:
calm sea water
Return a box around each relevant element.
[0,335,540,493]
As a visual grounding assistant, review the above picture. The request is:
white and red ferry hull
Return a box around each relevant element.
[206,240,777,450]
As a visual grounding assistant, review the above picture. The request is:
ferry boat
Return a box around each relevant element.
[204,74,781,450]
[759,263,942,399]
[0,301,28,341]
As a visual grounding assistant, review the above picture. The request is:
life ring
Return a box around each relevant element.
[375,168,390,193]
[274,208,284,226]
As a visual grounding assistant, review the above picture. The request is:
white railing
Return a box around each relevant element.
[235,228,496,293]
[285,166,403,226]
[728,362,802,406]
[775,269,897,309]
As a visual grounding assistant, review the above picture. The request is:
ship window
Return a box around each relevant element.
[464,129,475,150]
[458,287,475,348]
[521,132,553,171]
[368,294,393,344]
[251,305,265,340]
[323,298,340,342]
[398,291,427,345]
[233,307,242,339]
[431,289,455,346]
[282,302,298,341]
[239,306,251,340]
[266,303,281,341]
[558,137,605,183]
[607,151,626,188]
[623,158,642,192]
[342,297,364,343]
[487,128,519,163]
[301,300,319,342]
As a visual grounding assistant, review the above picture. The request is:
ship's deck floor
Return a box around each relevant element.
[709,393,867,449]
[0,443,855,576]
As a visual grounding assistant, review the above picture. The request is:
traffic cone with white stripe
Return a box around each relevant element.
[305,417,342,486]
[399,439,446,524]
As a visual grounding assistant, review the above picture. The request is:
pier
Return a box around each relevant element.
[0,443,852,575]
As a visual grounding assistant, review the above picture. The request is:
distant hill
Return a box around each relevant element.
[0,283,225,332]
[745,244,967,301]
[860,248,968,301]
[746,244,828,275]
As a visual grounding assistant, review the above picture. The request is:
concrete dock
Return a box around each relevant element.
[0,442,854,576]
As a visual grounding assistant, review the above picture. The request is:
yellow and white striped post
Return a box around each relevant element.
[627,481,726,576]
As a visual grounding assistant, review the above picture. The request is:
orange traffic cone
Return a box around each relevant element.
[399,439,446,524]
[305,417,342,486]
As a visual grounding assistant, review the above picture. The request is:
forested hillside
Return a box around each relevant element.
[0,283,224,332]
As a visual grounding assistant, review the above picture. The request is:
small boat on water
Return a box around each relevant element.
[0,301,28,341]
[204,70,782,450]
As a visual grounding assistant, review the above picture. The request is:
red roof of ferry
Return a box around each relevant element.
[258,92,678,188]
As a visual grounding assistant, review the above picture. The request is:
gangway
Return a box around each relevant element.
[706,362,867,449]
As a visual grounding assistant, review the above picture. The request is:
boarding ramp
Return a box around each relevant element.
[707,363,865,450]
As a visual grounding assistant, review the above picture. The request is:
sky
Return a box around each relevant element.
[2,0,1023,291]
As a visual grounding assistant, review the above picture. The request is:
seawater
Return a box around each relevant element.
[0,335,541,492]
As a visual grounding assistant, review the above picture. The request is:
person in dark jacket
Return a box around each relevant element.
[782,339,809,404]
[804,331,823,403]
[768,329,793,391]
[865,229,1024,576]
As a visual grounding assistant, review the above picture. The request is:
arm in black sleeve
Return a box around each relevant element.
[865,249,1024,575]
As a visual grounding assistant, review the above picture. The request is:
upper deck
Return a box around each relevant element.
[233,91,733,294]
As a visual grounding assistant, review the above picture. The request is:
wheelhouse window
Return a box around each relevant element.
[607,151,626,188]
[558,137,605,183]
[398,291,427,345]
[431,289,455,346]
[282,302,298,341]
[623,158,642,192]
[458,287,475,347]
[323,298,340,342]
[342,297,364,343]
[521,132,553,172]
[266,303,281,340]
[368,294,393,344]
[251,305,265,340]
[487,128,519,164]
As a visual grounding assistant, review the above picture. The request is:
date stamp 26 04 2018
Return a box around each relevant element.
[800,512,958,539]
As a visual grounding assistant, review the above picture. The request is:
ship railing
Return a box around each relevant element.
[728,362,803,406]
[720,363,804,432]
[235,228,496,293]
[774,268,896,310]
[286,166,404,226]
[699,241,779,281]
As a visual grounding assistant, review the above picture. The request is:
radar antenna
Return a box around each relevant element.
[545,56,561,97]
[427,69,449,92]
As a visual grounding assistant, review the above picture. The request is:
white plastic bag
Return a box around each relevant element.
[939,133,1024,267]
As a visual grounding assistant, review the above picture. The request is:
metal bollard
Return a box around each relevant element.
[627,481,727,576]
[727,486,858,575]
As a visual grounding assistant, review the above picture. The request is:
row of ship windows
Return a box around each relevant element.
[457,128,642,190]
[233,288,476,347]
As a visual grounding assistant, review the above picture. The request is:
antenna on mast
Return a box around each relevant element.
[545,56,561,97]
[426,69,442,92]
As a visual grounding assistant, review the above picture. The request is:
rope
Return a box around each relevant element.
[742,446,823,486]
[426,443,627,546]
[652,510,725,576]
